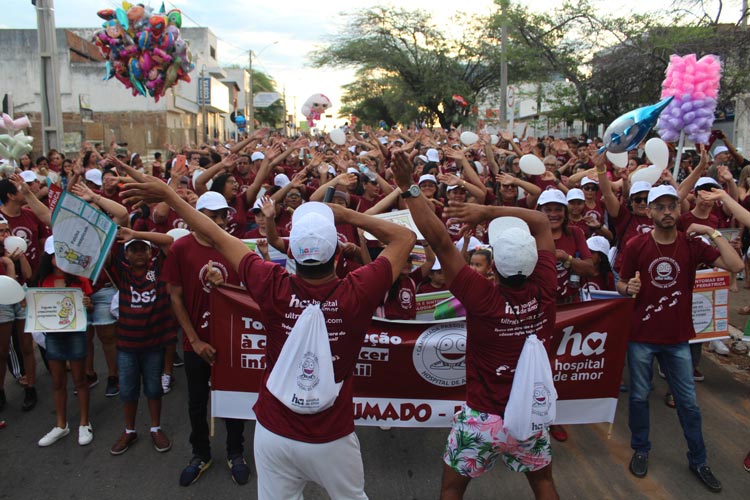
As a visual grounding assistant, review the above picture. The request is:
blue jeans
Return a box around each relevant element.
[627,341,706,468]
[118,349,165,402]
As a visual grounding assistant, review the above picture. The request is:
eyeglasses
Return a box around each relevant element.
[582,185,599,191]
[631,196,648,204]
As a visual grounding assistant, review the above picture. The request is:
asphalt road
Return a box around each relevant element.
[1,343,749,500]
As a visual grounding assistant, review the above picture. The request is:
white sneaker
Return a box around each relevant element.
[78,424,93,446]
[709,339,730,356]
[161,373,172,394]
[730,339,749,354]
[38,425,70,447]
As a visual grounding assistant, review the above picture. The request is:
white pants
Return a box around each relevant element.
[254,422,368,500]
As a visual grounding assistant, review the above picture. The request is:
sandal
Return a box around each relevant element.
[738,305,750,315]
[664,392,676,409]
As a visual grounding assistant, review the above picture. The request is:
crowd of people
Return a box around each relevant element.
[1,123,750,498]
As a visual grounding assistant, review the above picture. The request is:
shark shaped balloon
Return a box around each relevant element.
[600,97,673,154]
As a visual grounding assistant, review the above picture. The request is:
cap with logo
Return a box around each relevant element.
[289,202,339,265]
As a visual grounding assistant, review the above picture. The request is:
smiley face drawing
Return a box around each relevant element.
[430,332,466,370]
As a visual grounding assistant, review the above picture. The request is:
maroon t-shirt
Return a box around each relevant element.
[582,200,606,227]
[379,268,423,320]
[2,207,49,271]
[677,211,719,232]
[554,227,592,302]
[613,203,653,271]
[161,234,242,351]
[449,250,557,415]
[153,207,188,233]
[619,232,720,343]
[226,192,250,237]
[239,253,393,443]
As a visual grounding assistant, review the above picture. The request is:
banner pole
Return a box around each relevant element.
[607,421,614,440]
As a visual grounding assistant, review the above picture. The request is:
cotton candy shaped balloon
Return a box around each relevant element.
[657,54,722,144]
[600,97,673,154]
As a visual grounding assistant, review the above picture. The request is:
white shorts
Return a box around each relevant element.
[254,422,368,500]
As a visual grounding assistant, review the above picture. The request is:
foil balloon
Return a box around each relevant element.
[301,94,332,128]
[0,114,33,161]
[600,97,673,154]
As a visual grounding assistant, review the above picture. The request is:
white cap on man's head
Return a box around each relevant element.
[712,145,729,157]
[630,181,652,196]
[124,239,151,250]
[196,191,230,211]
[537,189,568,206]
[566,188,585,202]
[85,169,103,186]
[581,177,599,186]
[251,151,265,162]
[416,155,429,164]
[418,174,437,185]
[289,202,338,265]
[695,177,721,191]
[426,148,440,162]
[274,174,290,188]
[586,235,610,256]
[647,184,679,205]
[488,216,538,278]
[19,171,36,183]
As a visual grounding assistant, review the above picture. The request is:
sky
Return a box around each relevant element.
[3,0,745,128]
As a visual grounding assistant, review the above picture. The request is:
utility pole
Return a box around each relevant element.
[499,0,508,131]
[282,85,287,137]
[34,0,64,154]
[200,64,208,143]
[248,50,254,135]
[743,0,748,27]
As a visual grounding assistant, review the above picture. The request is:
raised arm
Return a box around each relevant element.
[70,181,129,226]
[12,175,51,227]
[594,153,621,218]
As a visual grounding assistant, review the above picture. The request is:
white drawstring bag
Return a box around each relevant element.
[503,334,558,441]
[266,303,343,414]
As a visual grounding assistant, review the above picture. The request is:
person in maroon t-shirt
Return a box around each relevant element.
[119,167,415,500]
[617,184,742,492]
[496,172,541,209]
[391,151,560,500]
[417,259,448,294]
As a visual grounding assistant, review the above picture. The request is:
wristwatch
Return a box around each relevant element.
[709,230,722,241]
[400,184,421,199]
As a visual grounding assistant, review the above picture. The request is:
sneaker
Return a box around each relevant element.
[693,368,705,382]
[110,431,138,455]
[78,424,93,446]
[743,451,750,472]
[708,340,730,356]
[0,390,6,412]
[180,456,212,486]
[173,352,184,367]
[38,425,70,447]
[730,340,749,355]
[161,373,174,394]
[629,452,648,477]
[227,455,250,485]
[105,376,120,397]
[151,429,171,452]
[21,387,37,411]
[549,425,568,442]
[691,464,722,492]
[664,392,676,408]
[87,373,99,389]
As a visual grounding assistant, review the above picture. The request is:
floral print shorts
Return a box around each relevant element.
[443,403,552,477]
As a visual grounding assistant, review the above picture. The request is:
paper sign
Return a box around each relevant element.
[24,288,87,333]
[363,210,425,241]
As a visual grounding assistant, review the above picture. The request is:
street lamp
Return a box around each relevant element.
[248,40,279,134]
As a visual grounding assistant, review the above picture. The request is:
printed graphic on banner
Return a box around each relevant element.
[211,286,633,427]
[242,239,287,267]
[691,269,730,342]
[24,288,87,333]
[50,191,117,283]
[415,291,453,321]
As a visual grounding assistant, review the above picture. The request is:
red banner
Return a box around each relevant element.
[210,286,633,427]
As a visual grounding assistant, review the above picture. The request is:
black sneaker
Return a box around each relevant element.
[691,464,722,492]
[105,376,119,397]
[629,451,648,478]
[227,455,251,485]
[173,352,184,368]
[87,373,99,389]
[21,387,37,411]
[180,456,212,486]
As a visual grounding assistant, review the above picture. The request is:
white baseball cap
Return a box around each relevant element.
[289,202,338,265]
[196,191,230,211]
[124,239,151,250]
[416,155,429,164]
[695,177,721,191]
[455,235,482,252]
[630,181,652,196]
[586,235,610,256]
[19,171,37,183]
[537,189,568,206]
[647,184,679,205]
[418,174,438,186]
[426,148,440,162]
[488,216,538,278]
[85,169,103,186]
[274,174,290,188]
[566,188,585,202]
[581,177,599,186]
[251,151,265,162]
[712,145,729,157]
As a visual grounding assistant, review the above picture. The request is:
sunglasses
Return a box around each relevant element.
[631,196,648,204]
[582,185,599,191]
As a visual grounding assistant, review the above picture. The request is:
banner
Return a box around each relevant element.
[210,286,632,427]
[691,269,730,343]
[50,191,118,283]
[24,288,87,333]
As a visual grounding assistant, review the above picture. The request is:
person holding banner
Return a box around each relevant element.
[617,184,743,493]
[391,150,560,500]
[119,166,416,500]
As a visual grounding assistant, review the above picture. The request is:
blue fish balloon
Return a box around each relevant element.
[600,97,674,154]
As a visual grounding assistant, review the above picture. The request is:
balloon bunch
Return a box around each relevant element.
[93,2,195,102]
[0,113,33,164]
[657,54,722,144]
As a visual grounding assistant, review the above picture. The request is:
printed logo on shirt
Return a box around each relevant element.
[172,218,188,229]
[296,352,320,391]
[412,323,467,387]
[145,270,156,282]
[648,256,681,289]
[399,288,414,310]
[584,209,601,222]
[636,223,653,234]
[12,226,35,260]
[198,261,229,293]
[129,286,156,305]
[642,290,683,322]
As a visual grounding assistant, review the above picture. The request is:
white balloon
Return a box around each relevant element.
[645,138,669,170]
[630,165,662,186]
[4,236,27,254]
[518,154,546,176]
[329,128,346,146]
[0,275,25,305]
[606,151,628,168]
[460,131,479,146]
[490,134,499,145]
[166,228,190,241]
